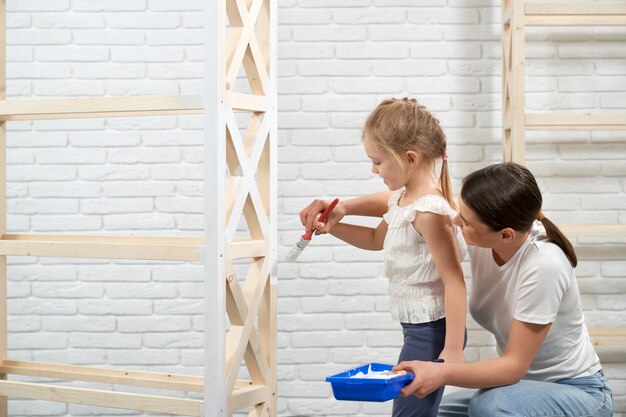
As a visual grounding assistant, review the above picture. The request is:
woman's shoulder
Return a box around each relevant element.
[518,237,575,288]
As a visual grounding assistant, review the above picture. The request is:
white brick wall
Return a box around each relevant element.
[4,1,626,416]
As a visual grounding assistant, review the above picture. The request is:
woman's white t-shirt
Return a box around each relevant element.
[469,222,601,381]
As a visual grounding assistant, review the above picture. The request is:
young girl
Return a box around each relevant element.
[302,98,467,417]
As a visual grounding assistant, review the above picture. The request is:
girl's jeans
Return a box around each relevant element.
[437,369,613,417]
[392,319,447,417]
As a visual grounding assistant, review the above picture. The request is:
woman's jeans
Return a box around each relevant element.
[392,319,447,417]
[437,369,613,417]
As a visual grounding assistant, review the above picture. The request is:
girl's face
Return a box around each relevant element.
[453,197,501,248]
[363,137,406,191]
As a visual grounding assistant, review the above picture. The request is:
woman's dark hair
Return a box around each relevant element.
[460,162,577,267]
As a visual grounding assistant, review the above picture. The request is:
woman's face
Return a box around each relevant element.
[453,197,500,248]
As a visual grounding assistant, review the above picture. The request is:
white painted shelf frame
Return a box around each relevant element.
[0,1,277,416]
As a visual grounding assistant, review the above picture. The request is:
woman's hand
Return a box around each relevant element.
[393,361,447,399]
[299,199,346,234]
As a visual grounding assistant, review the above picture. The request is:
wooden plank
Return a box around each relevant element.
[230,92,267,112]
[526,113,626,130]
[225,0,264,92]
[503,0,526,163]
[0,234,267,262]
[0,380,202,416]
[0,93,265,121]
[228,238,268,259]
[526,3,626,26]
[205,0,228,415]
[258,282,277,417]
[225,257,270,394]
[526,15,626,26]
[224,262,269,386]
[0,360,204,392]
[526,3,626,15]
[0,1,7,414]
[561,224,626,238]
[588,327,626,349]
[228,384,270,413]
[0,95,203,121]
[0,234,204,261]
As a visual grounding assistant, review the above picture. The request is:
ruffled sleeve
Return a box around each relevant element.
[382,189,404,225]
[411,195,456,218]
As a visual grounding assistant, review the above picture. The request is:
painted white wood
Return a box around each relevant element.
[0,0,276,413]
[204,0,227,415]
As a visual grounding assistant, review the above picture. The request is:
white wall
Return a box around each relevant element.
[4,0,626,416]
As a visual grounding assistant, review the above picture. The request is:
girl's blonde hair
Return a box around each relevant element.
[363,97,454,208]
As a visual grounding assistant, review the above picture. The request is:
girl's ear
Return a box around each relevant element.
[405,150,419,166]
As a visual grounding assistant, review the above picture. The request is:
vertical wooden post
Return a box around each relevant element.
[502,0,526,163]
[0,1,7,415]
[204,0,227,416]
[266,0,278,413]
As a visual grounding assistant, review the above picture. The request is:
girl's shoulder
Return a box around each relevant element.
[385,191,457,226]
[408,194,457,217]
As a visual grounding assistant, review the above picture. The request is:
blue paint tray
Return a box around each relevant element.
[325,362,414,402]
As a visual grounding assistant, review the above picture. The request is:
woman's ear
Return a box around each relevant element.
[500,227,517,243]
[405,150,419,166]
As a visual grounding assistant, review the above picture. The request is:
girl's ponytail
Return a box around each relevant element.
[439,157,456,210]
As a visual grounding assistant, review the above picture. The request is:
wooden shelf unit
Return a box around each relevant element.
[0,1,277,417]
[501,1,626,354]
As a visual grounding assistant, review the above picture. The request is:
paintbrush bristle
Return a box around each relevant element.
[284,238,311,262]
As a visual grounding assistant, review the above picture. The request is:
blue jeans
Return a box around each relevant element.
[392,319,447,417]
[437,369,613,417]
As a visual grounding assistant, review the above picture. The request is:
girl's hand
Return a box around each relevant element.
[438,348,465,364]
[299,199,346,234]
[393,361,447,399]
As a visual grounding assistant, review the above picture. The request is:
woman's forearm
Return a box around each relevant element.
[443,356,525,388]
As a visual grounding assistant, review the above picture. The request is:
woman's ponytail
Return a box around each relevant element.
[537,214,577,267]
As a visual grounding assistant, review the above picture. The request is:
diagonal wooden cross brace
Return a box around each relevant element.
[224,256,271,394]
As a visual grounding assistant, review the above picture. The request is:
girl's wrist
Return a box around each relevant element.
[440,362,452,385]
[336,200,350,217]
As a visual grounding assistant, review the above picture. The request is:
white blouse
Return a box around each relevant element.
[382,189,467,324]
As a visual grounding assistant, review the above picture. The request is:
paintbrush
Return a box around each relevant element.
[285,198,339,262]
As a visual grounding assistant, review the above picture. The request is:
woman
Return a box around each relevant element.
[299,163,613,417]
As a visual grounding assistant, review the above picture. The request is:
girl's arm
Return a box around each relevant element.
[414,212,466,362]
[299,191,392,234]
[330,219,387,251]
[395,319,551,398]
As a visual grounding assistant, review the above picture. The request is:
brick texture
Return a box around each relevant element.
[3,1,625,416]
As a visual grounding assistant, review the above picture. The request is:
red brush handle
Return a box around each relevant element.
[319,198,339,223]
[301,198,339,240]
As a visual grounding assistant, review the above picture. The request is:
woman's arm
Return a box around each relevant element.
[299,191,392,234]
[330,219,387,251]
[395,319,551,398]
[414,212,466,362]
